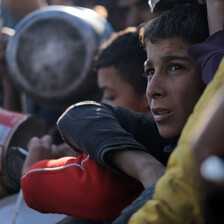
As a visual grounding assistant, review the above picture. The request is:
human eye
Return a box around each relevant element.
[143,67,155,81]
[101,91,116,103]
[104,96,116,101]
[170,64,185,71]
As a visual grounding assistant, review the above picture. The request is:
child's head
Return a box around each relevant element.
[141,4,208,45]
[95,27,149,113]
[148,0,204,13]
[140,4,208,138]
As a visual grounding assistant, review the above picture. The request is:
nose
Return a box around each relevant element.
[146,72,167,101]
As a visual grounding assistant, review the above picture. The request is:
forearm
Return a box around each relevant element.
[21,154,143,220]
[111,149,165,188]
[206,0,224,35]
[58,102,151,165]
[58,101,170,175]
[22,135,78,174]
[188,0,224,85]
[188,30,224,85]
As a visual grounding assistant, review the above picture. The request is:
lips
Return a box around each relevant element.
[151,107,172,122]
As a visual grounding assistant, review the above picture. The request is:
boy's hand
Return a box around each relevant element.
[22,135,75,174]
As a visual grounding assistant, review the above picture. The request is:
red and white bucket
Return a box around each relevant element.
[0,108,46,190]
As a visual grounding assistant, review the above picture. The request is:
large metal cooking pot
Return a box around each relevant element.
[6,6,114,109]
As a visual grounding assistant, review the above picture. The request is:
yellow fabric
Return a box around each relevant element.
[129,58,224,224]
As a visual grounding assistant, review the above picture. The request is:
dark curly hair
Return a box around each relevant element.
[140,4,209,46]
[95,27,147,95]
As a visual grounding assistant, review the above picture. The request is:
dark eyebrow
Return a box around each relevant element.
[99,86,114,91]
[99,86,109,91]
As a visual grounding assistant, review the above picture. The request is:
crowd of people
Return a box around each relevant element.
[0,0,224,224]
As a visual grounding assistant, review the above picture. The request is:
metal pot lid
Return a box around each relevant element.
[6,6,113,108]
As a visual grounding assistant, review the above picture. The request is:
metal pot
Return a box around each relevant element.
[6,6,114,109]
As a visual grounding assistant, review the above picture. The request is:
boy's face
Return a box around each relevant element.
[98,66,149,113]
[145,37,205,138]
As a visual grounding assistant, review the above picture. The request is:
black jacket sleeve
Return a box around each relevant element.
[57,101,171,174]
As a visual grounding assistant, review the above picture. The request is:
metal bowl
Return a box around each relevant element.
[6,6,113,109]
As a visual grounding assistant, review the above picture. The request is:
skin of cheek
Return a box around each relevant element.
[98,66,149,113]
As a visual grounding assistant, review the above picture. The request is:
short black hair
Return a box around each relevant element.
[149,0,203,12]
[140,4,209,45]
[95,27,147,95]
